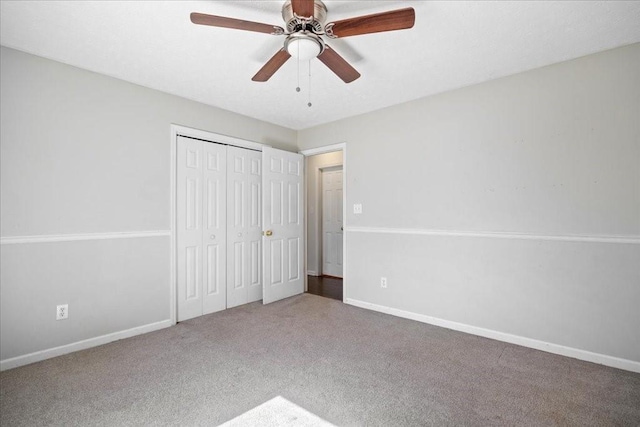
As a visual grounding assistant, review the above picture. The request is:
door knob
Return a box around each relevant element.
[210,234,216,239]
[264,230,273,237]
[237,233,242,237]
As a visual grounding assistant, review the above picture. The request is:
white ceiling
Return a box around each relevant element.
[2,1,640,130]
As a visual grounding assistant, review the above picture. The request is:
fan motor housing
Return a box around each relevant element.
[282,0,327,34]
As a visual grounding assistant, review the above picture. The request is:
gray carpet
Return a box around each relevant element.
[1,294,639,426]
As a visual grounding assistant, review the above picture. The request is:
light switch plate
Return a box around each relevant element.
[353,203,363,214]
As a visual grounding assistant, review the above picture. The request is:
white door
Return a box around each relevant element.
[227,146,262,308]
[322,167,343,278]
[177,136,227,321]
[262,147,304,304]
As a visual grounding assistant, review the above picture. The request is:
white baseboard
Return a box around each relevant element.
[307,270,319,276]
[0,319,172,371]
[345,298,640,374]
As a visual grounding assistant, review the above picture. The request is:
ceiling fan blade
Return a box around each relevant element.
[191,12,284,35]
[317,46,361,84]
[291,0,315,18]
[252,49,292,82]
[326,7,415,38]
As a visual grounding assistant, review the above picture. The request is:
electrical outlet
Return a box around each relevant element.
[353,203,363,214]
[56,304,68,320]
[381,277,388,288]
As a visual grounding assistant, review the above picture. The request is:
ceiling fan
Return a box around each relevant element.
[190,0,415,84]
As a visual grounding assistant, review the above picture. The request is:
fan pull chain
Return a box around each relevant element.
[295,43,301,92]
[307,60,312,107]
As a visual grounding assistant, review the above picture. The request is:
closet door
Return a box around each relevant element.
[227,146,262,308]
[177,136,203,321]
[177,136,227,321]
[246,151,263,303]
[202,142,227,315]
[262,147,304,304]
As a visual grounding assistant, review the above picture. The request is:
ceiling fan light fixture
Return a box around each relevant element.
[285,33,324,61]
[191,1,416,83]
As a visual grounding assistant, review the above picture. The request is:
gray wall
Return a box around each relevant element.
[306,151,343,275]
[3,42,639,368]
[0,47,296,362]
[298,43,640,363]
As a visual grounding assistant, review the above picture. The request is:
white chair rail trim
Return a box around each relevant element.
[1,230,171,245]
[346,226,640,245]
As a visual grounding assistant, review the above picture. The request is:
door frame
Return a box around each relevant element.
[300,143,347,302]
[170,124,268,325]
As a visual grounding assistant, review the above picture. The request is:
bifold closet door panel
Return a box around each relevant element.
[177,136,205,322]
[227,146,262,308]
[177,136,227,321]
[246,151,262,304]
[202,142,228,315]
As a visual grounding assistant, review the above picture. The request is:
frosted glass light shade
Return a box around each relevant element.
[286,37,322,61]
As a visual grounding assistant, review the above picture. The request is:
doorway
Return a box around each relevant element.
[302,145,346,302]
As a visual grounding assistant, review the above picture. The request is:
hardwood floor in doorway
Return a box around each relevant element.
[306,275,343,301]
